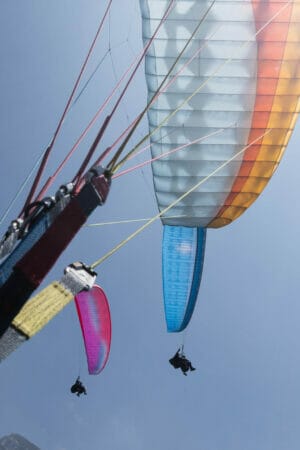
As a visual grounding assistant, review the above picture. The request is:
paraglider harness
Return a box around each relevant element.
[0,165,111,337]
[169,347,196,376]
[71,377,87,397]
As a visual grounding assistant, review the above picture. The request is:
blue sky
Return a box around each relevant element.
[1,2,300,449]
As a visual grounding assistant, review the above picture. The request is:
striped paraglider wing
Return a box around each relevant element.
[141,0,300,331]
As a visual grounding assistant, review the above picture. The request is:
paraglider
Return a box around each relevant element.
[70,377,87,397]
[169,348,196,376]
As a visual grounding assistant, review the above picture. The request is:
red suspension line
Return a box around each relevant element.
[72,0,176,187]
[35,54,139,201]
[36,0,175,199]
[109,28,221,173]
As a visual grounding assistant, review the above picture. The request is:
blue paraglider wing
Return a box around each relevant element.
[162,225,206,332]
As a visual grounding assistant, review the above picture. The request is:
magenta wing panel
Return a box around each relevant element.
[75,285,111,375]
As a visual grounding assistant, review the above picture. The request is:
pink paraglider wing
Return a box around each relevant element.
[75,285,111,374]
